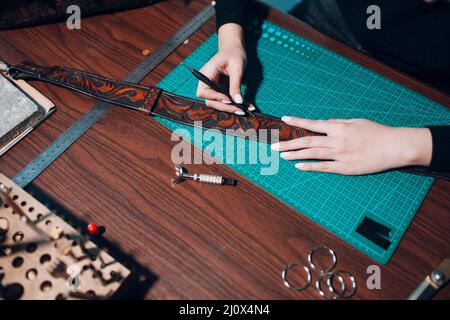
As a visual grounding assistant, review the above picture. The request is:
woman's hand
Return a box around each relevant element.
[271,117,433,175]
[196,23,255,115]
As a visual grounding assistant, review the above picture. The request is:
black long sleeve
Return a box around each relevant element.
[336,0,450,94]
[215,0,248,30]
[428,126,450,172]
[214,0,450,175]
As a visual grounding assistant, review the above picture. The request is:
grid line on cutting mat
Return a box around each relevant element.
[157,20,450,264]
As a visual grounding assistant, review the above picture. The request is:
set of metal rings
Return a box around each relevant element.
[281,246,357,299]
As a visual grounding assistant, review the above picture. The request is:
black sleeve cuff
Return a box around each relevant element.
[427,126,450,172]
[215,0,249,30]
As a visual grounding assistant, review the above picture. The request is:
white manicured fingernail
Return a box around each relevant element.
[221,100,232,104]
[280,152,290,159]
[234,94,243,104]
[295,163,304,169]
[281,116,292,122]
[235,110,245,116]
[271,143,280,151]
[248,105,256,111]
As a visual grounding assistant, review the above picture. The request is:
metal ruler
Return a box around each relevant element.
[13,3,215,188]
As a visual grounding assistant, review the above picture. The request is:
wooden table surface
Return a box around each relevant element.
[1,0,449,300]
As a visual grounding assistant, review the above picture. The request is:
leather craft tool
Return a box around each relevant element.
[0,181,50,241]
[0,173,132,299]
[7,3,216,189]
[407,259,450,300]
[172,165,236,186]
[184,64,256,116]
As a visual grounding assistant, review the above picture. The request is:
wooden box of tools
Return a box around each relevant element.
[0,173,132,300]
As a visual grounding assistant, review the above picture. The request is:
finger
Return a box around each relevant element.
[295,161,343,173]
[271,136,332,152]
[326,118,354,123]
[197,83,230,102]
[205,100,244,115]
[281,116,333,134]
[196,60,231,102]
[248,103,256,111]
[280,148,335,161]
[228,62,244,103]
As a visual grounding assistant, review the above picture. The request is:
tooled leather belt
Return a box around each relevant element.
[4,61,446,179]
[5,61,315,144]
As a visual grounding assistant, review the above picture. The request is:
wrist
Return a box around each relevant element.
[218,23,245,51]
[397,127,432,167]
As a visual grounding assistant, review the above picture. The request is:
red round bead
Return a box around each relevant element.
[87,223,100,235]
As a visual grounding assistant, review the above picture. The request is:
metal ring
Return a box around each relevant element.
[281,264,312,291]
[315,272,345,300]
[308,246,337,274]
[327,270,357,298]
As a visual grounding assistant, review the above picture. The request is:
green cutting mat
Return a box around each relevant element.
[157,19,450,264]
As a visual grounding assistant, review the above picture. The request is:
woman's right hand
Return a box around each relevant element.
[196,23,255,115]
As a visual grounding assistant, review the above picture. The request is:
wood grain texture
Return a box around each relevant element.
[0,0,449,299]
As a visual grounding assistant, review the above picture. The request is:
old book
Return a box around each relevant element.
[0,74,55,156]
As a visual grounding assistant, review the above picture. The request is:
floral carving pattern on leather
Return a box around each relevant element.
[153,93,317,143]
[11,62,153,111]
[9,61,320,144]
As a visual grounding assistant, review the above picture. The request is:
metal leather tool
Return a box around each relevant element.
[172,165,236,186]
[407,259,450,300]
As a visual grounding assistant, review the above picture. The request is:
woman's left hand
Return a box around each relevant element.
[271,116,433,175]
